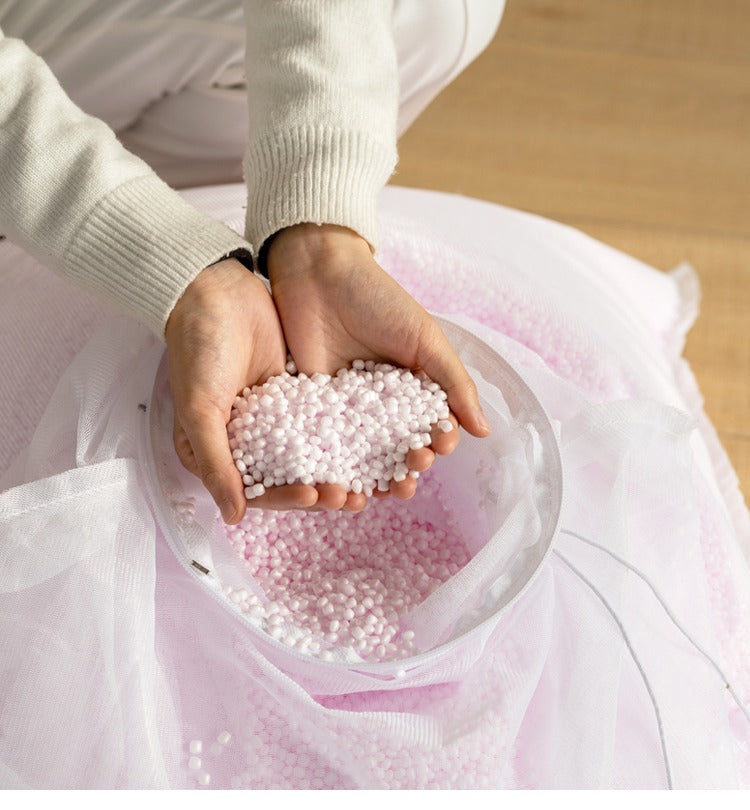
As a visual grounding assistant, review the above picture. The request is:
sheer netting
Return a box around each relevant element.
[0,185,748,788]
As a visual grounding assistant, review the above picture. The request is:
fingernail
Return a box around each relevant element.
[219,498,236,523]
[475,408,491,435]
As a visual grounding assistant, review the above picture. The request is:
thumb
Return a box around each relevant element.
[180,405,245,524]
[417,323,491,438]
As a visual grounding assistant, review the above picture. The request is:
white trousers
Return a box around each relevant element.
[0,0,505,186]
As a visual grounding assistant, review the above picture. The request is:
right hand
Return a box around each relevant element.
[267,224,491,504]
[165,258,320,524]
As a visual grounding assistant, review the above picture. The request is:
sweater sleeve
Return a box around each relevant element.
[0,26,254,339]
[242,0,399,252]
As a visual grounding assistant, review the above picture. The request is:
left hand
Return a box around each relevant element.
[266,223,491,511]
[165,258,320,524]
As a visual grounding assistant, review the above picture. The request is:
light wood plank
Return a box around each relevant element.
[501,0,750,66]
[396,0,750,503]
[397,40,750,236]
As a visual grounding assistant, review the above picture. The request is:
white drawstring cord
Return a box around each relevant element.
[553,548,673,789]
[561,528,750,726]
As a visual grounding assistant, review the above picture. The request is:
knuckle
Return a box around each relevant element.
[175,446,198,477]
[464,374,479,397]
[201,468,225,495]
[419,317,443,350]
[174,446,191,470]
[173,424,189,448]
[447,370,477,398]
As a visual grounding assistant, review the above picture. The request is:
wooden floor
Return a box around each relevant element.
[397,0,750,504]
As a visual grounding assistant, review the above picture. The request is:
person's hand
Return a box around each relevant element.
[266,223,491,511]
[165,258,321,524]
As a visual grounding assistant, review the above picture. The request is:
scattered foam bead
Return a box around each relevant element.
[189,740,202,755]
[198,772,211,786]
[228,361,452,499]
[188,756,201,770]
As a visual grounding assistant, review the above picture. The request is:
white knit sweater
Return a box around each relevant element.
[0,1,398,338]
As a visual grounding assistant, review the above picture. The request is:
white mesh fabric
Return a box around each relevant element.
[0,238,113,477]
[0,184,748,787]
[0,322,173,788]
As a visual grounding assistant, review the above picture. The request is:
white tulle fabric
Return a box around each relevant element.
[0,186,749,789]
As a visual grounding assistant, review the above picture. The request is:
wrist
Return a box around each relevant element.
[166,258,263,339]
[265,223,371,282]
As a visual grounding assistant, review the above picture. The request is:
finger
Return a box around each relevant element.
[179,405,245,525]
[247,483,319,511]
[314,484,349,511]
[173,418,200,477]
[406,446,435,472]
[390,477,417,500]
[417,324,491,438]
[372,488,390,500]
[343,491,367,512]
[430,413,460,456]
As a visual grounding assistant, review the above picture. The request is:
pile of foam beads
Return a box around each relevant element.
[223,471,468,661]
[223,361,469,662]
[227,360,453,499]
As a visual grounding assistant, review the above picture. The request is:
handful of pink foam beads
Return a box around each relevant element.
[228,360,454,500]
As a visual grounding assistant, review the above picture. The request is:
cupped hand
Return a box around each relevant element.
[267,224,491,509]
[165,258,320,524]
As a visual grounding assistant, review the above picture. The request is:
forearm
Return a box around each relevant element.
[242,0,399,252]
[0,27,252,338]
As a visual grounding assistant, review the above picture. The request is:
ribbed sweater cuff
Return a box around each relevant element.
[244,126,396,252]
[64,175,253,339]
